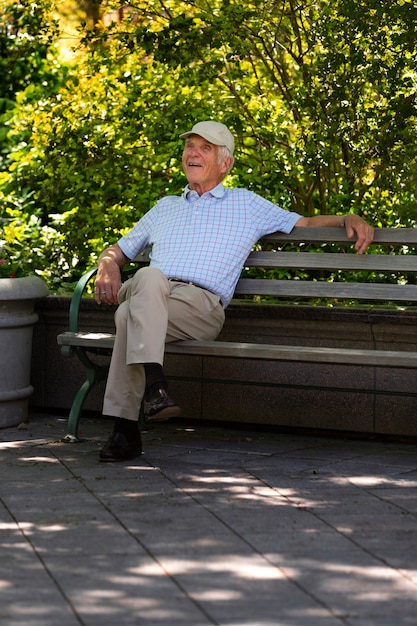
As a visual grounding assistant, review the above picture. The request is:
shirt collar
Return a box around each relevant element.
[182,182,226,201]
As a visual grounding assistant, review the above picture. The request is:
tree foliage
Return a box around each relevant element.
[1,0,417,290]
[0,0,62,166]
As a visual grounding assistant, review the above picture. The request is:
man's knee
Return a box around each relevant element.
[119,267,167,302]
[131,266,167,288]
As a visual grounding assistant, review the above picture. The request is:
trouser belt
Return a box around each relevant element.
[167,278,223,307]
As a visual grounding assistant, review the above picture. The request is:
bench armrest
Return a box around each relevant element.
[69,267,98,333]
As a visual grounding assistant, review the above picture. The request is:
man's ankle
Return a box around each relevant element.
[113,417,139,439]
[144,362,168,401]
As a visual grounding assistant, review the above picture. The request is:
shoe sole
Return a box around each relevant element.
[146,405,181,423]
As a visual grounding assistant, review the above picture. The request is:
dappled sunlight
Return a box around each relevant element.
[326,563,409,582]
[0,522,22,531]
[188,588,242,601]
[348,476,392,486]
[0,440,51,450]
[1,522,34,532]
[125,465,161,473]
[22,456,61,464]
[346,475,417,488]
[185,468,254,482]
[188,481,285,503]
[324,473,417,488]
[0,579,12,590]
[2,419,417,624]
[34,524,71,533]
[328,525,354,535]
[184,471,286,501]
[284,560,413,583]
[153,554,285,580]
[64,548,417,624]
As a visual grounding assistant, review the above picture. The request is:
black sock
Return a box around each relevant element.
[144,362,168,400]
[114,417,139,440]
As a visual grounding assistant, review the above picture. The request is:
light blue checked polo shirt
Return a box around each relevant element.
[118,183,301,308]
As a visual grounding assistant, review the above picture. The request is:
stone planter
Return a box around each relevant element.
[0,276,49,428]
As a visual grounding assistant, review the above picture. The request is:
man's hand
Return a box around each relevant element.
[94,244,128,305]
[345,214,374,254]
[94,264,121,305]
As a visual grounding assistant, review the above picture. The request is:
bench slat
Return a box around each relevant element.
[57,332,417,369]
[165,341,417,368]
[58,331,115,350]
[234,278,417,301]
[245,251,417,272]
[262,227,417,246]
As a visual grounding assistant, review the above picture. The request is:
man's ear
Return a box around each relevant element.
[221,156,234,174]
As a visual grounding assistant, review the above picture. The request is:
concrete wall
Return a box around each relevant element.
[31,297,417,436]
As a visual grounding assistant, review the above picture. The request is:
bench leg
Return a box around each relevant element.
[63,350,109,442]
[63,378,95,442]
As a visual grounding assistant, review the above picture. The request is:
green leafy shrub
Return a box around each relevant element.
[1,0,417,292]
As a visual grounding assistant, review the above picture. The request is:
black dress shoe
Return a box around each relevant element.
[144,389,181,422]
[99,431,142,462]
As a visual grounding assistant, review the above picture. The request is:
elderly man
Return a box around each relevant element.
[95,120,374,462]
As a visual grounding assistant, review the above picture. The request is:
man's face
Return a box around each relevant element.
[182,134,231,195]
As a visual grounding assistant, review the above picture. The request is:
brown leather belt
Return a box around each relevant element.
[167,278,223,307]
[168,277,206,290]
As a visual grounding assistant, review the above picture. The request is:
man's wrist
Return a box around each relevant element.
[339,215,346,228]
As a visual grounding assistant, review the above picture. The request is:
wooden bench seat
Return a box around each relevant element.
[57,226,417,441]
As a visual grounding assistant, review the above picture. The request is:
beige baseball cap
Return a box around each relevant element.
[180,121,235,155]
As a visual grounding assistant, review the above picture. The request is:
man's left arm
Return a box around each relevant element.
[295,214,374,254]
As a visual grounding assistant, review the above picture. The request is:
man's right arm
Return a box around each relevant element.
[94,243,130,305]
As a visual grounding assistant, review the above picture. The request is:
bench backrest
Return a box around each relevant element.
[232,227,417,305]
[68,226,417,333]
[94,226,417,309]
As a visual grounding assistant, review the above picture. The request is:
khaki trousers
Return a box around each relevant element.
[102,267,225,421]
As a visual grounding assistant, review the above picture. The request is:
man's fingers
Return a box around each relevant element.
[346,221,374,254]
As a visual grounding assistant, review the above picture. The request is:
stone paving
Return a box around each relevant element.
[1,413,417,626]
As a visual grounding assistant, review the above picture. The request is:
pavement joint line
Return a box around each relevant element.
[46,448,222,626]
[147,463,352,625]
[3,415,417,625]
[0,493,86,626]
[248,469,417,592]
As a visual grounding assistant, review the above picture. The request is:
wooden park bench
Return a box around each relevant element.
[57,226,417,442]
